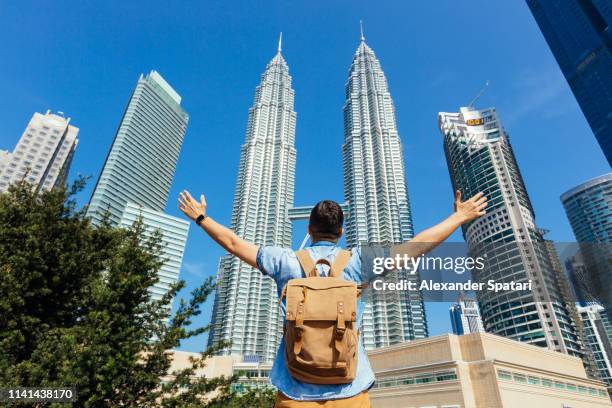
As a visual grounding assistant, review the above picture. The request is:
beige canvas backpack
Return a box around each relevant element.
[281,249,359,384]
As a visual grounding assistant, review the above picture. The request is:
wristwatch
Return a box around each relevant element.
[195,214,207,226]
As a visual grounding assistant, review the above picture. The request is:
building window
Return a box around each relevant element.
[527,376,540,385]
[497,370,512,380]
[513,374,527,383]
[436,371,458,382]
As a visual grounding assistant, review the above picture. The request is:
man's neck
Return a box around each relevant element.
[311,239,339,245]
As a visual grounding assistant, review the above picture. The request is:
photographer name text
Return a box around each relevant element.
[372,279,533,293]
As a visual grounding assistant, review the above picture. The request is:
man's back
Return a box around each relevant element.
[256,240,376,401]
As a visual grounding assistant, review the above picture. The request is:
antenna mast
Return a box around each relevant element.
[277,32,282,53]
[360,20,365,41]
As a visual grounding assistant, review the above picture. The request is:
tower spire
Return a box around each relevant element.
[360,20,365,41]
[277,32,282,53]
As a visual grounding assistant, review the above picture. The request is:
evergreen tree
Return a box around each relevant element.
[0,179,235,407]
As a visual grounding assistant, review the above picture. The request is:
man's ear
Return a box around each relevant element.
[338,227,343,238]
[307,224,313,237]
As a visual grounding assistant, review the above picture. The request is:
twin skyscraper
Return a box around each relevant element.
[207,32,428,361]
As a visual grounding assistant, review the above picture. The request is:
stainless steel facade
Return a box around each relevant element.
[342,35,427,349]
[207,39,296,361]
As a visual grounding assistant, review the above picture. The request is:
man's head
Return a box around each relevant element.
[308,200,344,242]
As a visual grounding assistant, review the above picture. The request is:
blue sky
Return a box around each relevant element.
[0,1,608,352]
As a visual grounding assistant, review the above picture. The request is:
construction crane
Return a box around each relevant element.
[469,80,490,108]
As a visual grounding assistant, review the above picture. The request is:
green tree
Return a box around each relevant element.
[0,179,234,407]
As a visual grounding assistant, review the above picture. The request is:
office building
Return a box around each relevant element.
[562,174,612,243]
[526,0,612,165]
[439,106,584,358]
[0,111,78,193]
[566,252,600,305]
[368,332,611,407]
[450,296,484,335]
[207,36,296,361]
[118,203,189,303]
[87,70,189,306]
[578,304,612,386]
[173,334,612,405]
[561,173,612,319]
[342,28,427,349]
[543,232,600,379]
[87,70,189,226]
[167,351,273,396]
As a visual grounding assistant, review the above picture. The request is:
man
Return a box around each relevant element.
[178,190,487,407]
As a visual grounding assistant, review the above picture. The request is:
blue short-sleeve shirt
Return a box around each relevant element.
[256,240,376,401]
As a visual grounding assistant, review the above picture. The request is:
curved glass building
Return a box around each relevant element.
[561,173,612,244]
[561,173,612,321]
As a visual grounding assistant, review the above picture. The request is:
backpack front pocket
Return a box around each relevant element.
[284,319,357,380]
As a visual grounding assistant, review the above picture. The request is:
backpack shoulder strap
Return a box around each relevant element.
[330,249,352,278]
[295,249,317,277]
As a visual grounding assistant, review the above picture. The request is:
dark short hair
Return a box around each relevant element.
[309,200,344,240]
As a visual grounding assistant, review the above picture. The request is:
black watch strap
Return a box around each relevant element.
[195,214,207,226]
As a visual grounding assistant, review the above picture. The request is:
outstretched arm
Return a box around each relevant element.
[178,191,259,269]
[390,191,487,261]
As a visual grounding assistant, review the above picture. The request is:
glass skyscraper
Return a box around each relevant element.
[439,106,584,357]
[207,38,296,362]
[88,71,189,226]
[526,0,612,165]
[561,173,612,321]
[561,173,612,244]
[87,70,190,306]
[118,203,189,303]
[342,33,427,349]
[0,111,78,193]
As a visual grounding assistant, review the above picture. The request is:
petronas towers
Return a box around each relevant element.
[343,35,427,348]
[208,36,296,361]
[208,31,426,361]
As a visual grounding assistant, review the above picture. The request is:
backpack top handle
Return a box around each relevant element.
[295,249,352,278]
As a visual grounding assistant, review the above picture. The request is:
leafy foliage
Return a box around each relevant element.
[0,179,235,407]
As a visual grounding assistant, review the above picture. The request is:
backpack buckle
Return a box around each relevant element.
[335,326,346,340]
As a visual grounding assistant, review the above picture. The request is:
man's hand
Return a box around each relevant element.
[390,190,488,270]
[453,190,487,224]
[178,190,206,222]
[178,189,259,269]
